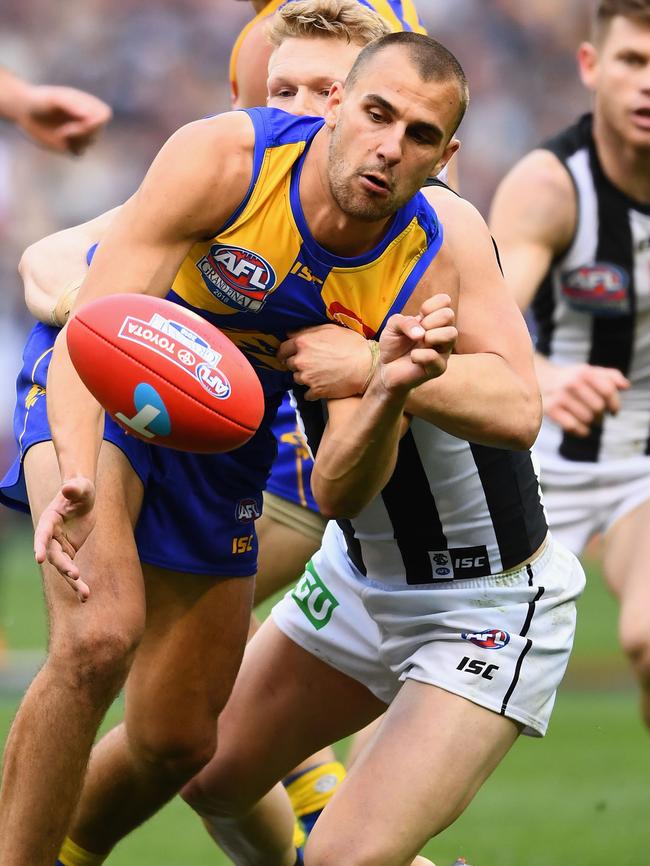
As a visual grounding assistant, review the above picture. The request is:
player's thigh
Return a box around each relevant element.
[254,512,322,604]
[124,565,255,749]
[307,681,519,866]
[24,440,145,645]
[186,617,384,813]
[603,497,650,646]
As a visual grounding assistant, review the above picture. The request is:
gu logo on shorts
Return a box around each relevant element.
[235,498,261,523]
[197,245,277,313]
[292,561,339,631]
[561,263,630,315]
[115,383,172,439]
[461,628,510,650]
[118,313,231,400]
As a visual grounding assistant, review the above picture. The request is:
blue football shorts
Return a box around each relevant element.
[0,322,270,577]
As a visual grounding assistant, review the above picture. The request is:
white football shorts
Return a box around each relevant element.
[536,450,650,556]
[272,524,585,737]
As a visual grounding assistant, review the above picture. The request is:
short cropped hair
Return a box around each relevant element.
[267,0,391,49]
[345,31,469,135]
[592,0,650,41]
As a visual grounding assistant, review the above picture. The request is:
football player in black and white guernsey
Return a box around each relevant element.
[490,0,650,729]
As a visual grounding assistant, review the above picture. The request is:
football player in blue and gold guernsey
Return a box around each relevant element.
[0,32,467,866]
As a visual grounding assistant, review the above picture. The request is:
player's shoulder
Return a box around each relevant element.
[242,106,325,149]
[490,147,576,249]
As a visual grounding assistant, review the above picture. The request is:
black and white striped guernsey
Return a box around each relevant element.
[532,113,650,463]
[295,393,548,586]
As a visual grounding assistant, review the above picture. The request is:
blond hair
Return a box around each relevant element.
[267,0,391,50]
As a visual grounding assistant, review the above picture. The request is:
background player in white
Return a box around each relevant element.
[490,0,650,729]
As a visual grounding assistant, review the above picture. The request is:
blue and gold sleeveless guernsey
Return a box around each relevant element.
[168,107,442,472]
[0,107,442,578]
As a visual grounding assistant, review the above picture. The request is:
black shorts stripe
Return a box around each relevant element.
[381,430,447,584]
[500,574,545,717]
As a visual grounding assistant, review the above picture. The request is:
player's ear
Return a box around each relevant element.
[324,81,344,129]
[432,137,460,178]
[577,41,599,92]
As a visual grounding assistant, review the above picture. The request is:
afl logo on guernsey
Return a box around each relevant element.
[461,629,510,650]
[197,245,277,313]
[561,263,630,315]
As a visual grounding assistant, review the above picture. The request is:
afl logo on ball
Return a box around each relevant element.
[196,363,231,399]
[461,628,510,650]
[197,245,277,313]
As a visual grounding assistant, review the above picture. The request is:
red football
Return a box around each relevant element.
[67,294,264,453]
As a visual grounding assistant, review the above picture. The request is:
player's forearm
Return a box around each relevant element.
[311,380,407,519]
[405,353,541,449]
[47,328,104,483]
[0,67,32,121]
[20,208,121,323]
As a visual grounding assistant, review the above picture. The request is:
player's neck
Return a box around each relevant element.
[299,129,395,257]
[593,114,650,204]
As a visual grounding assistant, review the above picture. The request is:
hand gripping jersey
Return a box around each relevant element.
[532,114,650,463]
[168,107,443,492]
[229,0,427,104]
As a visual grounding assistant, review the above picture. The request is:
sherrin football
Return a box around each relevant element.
[66,294,264,453]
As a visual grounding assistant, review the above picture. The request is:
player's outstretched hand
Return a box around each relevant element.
[378,294,456,395]
[539,360,630,437]
[16,85,112,155]
[278,323,371,400]
[34,477,96,600]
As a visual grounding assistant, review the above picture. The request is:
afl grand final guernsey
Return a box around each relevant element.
[168,107,443,482]
[229,0,427,103]
[532,113,650,463]
[296,396,549,586]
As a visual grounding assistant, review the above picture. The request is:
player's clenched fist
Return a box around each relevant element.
[377,293,457,394]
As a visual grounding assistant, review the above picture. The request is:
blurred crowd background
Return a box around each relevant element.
[0,0,593,461]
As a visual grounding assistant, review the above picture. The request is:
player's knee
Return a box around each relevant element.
[47,624,141,697]
[130,722,219,785]
[181,757,258,818]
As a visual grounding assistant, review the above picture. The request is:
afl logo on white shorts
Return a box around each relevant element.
[461,628,510,650]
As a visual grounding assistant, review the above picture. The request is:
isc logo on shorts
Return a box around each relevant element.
[292,562,339,630]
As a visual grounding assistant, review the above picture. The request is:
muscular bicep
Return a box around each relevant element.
[489,149,576,311]
[70,112,255,312]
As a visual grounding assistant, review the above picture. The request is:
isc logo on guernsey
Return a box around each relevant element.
[198,245,277,313]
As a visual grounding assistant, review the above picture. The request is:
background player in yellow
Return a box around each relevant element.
[230,0,425,108]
